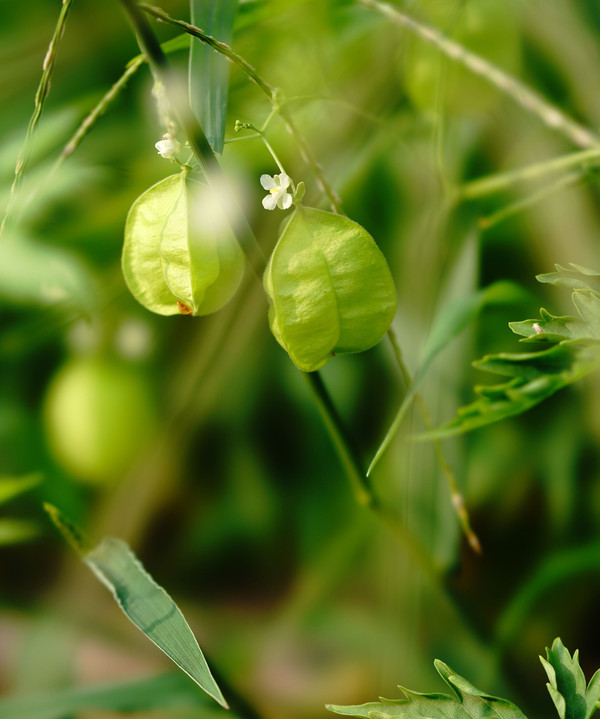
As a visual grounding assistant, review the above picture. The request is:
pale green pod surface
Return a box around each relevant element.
[264,206,397,372]
[122,172,244,316]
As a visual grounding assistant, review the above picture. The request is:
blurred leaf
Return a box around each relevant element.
[127,33,191,67]
[0,519,40,545]
[537,263,600,292]
[496,541,600,648]
[540,638,600,719]
[0,672,223,719]
[85,537,228,708]
[189,0,238,154]
[327,658,528,719]
[0,235,94,311]
[0,472,42,505]
[424,265,600,438]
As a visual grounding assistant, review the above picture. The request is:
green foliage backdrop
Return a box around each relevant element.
[2,1,600,718]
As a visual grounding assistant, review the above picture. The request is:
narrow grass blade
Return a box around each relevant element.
[368,281,524,474]
[84,536,228,708]
[0,473,42,505]
[0,672,221,719]
[189,0,238,154]
[0,519,40,545]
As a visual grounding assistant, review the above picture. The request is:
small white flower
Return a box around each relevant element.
[155,133,180,159]
[533,322,543,334]
[260,172,293,210]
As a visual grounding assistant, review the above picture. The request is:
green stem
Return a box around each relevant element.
[1,0,74,236]
[138,3,343,212]
[305,372,374,509]
[461,147,600,200]
[357,0,600,150]
[479,171,583,230]
[119,0,265,279]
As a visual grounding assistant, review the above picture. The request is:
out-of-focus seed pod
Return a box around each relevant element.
[122,170,244,316]
[43,357,157,486]
[264,206,397,372]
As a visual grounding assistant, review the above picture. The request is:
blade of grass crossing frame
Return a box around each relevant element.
[44,505,227,709]
[189,0,238,154]
[84,537,228,708]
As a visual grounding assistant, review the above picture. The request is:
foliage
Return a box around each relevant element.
[328,639,600,719]
[426,265,600,438]
[2,1,600,718]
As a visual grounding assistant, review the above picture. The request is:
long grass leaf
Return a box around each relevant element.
[84,536,228,708]
[0,473,42,505]
[189,0,238,154]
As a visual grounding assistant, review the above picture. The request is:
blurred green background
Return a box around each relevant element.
[2,1,600,718]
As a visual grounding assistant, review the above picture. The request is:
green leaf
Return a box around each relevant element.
[0,235,94,311]
[45,505,227,708]
[327,658,528,719]
[189,0,238,154]
[423,264,600,438]
[122,170,244,316]
[0,672,223,719]
[0,472,42,505]
[264,206,397,372]
[540,638,600,719]
[84,537,227,708]
[0,519,40,545]
[422,343,600,439]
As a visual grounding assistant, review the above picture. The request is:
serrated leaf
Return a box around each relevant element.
[368,281,530,475]
[537,263,600,292]
[541,638,600,719]
[84,537,227,708]
[264,206,397,372]
[509,308,587,343]
[422,264,600,438]
[0,672,223,719]
[327,658,527,719]
[189,0,238,154]
[122,171,244,316]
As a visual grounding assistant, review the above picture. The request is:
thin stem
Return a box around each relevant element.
[138,3,343,212]
[461,146,600,200]
[305,372,375,509]
[59,58,144,164]
[1,0,74,236]
[479,171,584,230]
[357,0,600,150]
[118,0,265,279]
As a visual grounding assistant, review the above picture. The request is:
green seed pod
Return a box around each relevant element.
[264,206,397,372]
[122,171,244,316]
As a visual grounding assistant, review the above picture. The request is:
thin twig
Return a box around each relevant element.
[1,0,74,236]
[138,3,343,212]
[357,0,600,150]
[461,146,600,200]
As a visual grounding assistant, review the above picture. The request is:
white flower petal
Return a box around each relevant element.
[260,174,276,190]
[277,173,291,190]
[280,193,293,210]
[262,194,278,210]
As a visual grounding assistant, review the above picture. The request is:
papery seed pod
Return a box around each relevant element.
[264,206,397,372]
[122,170,244,316]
